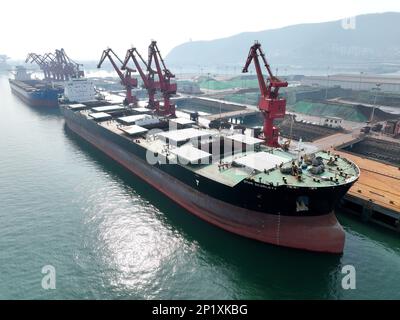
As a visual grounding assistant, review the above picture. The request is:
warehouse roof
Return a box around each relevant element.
[304,74,400,85]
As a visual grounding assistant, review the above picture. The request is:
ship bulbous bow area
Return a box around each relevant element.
[264,212,345,254]
[184,195,346,254]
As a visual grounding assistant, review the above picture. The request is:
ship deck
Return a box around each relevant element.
[335,150,400,214]
[76,107,360,190]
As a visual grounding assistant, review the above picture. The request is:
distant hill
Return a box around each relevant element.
[166,12,400,69]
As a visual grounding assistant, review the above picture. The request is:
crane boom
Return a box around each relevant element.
[26,49,84,81]
[98,49,125,81]
[243,44,268,95]
[121,47,158,110]
[97,48,138,105]
[148,41,176,116]
[242,41,288,147]
[26,53,51,80]
[122,48,151,88]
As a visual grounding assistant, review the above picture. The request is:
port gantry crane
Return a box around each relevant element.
[97,48,138,105]
[242,41,288,148]
[25,53,52,80]
[26,49,85,81]
[147,41,177,116]
[121,46,159,111]
[42,52,62,80]
[55,49,84,80]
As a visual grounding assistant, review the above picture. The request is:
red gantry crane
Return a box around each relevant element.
[25,53,52,80]
[43,52,62,80]
[242,41,288,147]
[121,47,159,110]
[26,49,84,81]
[55,49,85,80]
[97,48,138,105]
[148,41,177,116]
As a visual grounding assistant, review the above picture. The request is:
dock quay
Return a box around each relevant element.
[204,108,259,123]
[312,129,400,231]
[336,150,400,231]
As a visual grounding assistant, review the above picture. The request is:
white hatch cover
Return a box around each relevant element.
[226,134,264,146]
[170,145,211,164]
[89,112,112,120]
[158,128,214,144]
[119,125,148,136]
[169,117,195,126]
[68,103,87,110]
[132,107,151,113]
[118,114,151,124]
[91,105,125,113]
[233,152,288,172]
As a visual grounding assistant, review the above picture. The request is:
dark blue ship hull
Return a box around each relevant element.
[9,79,63,107]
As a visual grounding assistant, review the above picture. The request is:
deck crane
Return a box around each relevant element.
[97,48,138,105]
[148,41,177,116]
[242,41,288,147]
[121,47,159,110]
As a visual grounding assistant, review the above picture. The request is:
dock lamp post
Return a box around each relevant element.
[359,71,364,91]
[325,67,330,100]
[370,83,381,123]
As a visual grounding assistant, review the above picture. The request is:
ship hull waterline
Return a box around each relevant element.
[9,80,60,108]
[64,117,345,254]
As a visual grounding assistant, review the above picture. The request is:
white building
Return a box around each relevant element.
[323,116,343,128]
[301,74,400,93]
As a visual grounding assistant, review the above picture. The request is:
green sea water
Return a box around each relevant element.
[0,75,399,300]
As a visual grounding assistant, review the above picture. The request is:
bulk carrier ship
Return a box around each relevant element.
[60,42,360,254]
[9,49,88,107]
[9,66,63,107]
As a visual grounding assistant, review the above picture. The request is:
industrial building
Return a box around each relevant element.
[301,74,400,93]
[384,119,400,137]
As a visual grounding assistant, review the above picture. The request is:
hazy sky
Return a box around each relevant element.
[1,0,400,60]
